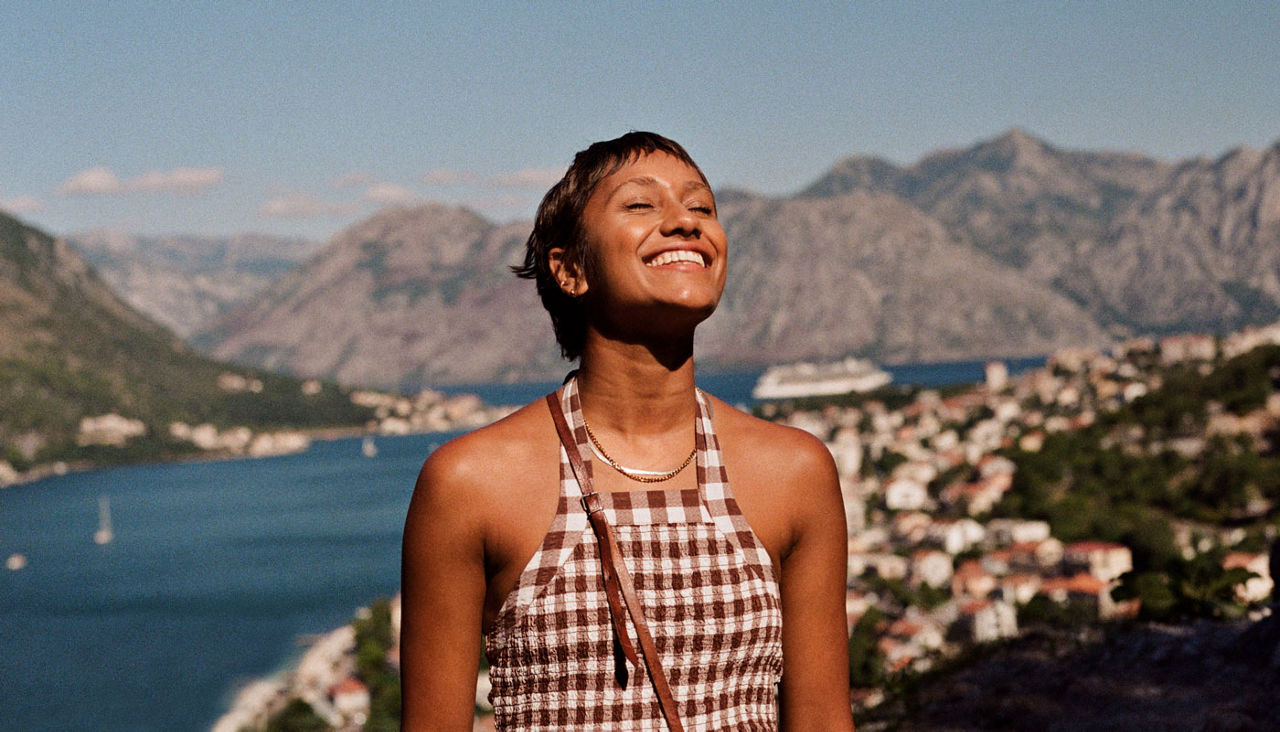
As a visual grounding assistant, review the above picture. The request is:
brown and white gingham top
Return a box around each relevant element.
[485,376,784,730]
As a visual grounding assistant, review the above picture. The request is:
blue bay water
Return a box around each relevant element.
[0,358,1039,730]
[0,433,444,731]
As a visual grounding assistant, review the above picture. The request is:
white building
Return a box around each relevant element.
[884,478,930,512]
[910,549,954,589]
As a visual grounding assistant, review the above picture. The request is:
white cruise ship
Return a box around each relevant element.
[752,357,892,400]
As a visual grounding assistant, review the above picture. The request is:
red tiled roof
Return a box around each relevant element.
[1223,552,1264,570]
[329,677,368,697]
[1065,540,1126,554]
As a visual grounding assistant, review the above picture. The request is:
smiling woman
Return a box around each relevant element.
[401,132,855,730]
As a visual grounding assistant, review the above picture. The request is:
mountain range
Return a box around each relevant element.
[0,212,365,468]
[187,129,1280,388]
[67,231,322,337]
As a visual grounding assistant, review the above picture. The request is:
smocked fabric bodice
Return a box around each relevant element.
[483,377,784,730]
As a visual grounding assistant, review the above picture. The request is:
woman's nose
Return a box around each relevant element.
[661,201,700,238]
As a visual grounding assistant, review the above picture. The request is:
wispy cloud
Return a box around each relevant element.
[58,165,225,195]
[0,194,45,214]
[491,167,564,189]
[362,183,419,205]
[422,168,480,186]
[257,193,357,219]
[132,167,224,192]
[58,166,123,195]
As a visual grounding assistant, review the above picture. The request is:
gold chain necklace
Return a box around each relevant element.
[582,420,696,484]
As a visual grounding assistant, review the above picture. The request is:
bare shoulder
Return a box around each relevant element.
[409,399,556,524]
[704,394,842,562]
[705,394,837,486]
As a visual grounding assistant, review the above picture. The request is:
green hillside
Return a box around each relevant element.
[0,212,372,470]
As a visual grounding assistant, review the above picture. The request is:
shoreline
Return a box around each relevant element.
[0,426,390,491]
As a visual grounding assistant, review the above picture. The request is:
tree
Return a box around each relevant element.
[848,607,886,688]
[263,699,328,732]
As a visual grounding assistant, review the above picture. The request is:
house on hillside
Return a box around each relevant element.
[1223,552,1273,604]
[891,511,933,544]
[858,552,909,581]
[928,518,985,555]
[1039,572,1139,620]
[953,599,1018,643]
[1064,541,1133,583]
[826,427,863,478]
[328,678,370,727]
[986,518,1051,546]
[910,549,954,589]
[845,589,874,631]
[997,573,1041,605]
[1160,333,1216,364]
[1222,321,1280,359]
[884,477,930,512]
[952,560,997,600]
[940,474,1010,516]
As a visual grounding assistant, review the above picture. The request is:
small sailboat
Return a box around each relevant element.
[94,496,114,545]
[361,435,378,458]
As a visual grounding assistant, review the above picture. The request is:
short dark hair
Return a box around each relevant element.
[513,131,708,361]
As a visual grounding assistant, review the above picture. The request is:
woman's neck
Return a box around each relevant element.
[575,332,696,437]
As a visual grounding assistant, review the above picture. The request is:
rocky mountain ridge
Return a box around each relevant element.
[179,129,1280,387]
[0,211,366,469]
[804,129,1280,335]
[194,204,559,388]
[67,231,321,337]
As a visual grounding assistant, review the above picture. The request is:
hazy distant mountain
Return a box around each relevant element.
[803,129,1280,337]
[67,231,322,337]
[0,212,364,466]
[699,188,1105,368]
[804,130,1169,264]
[197,194,1105,388]
[194,204,561,388]
[1074,143,1280,332]
[196,130,1280,388]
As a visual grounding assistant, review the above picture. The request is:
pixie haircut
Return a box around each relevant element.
[514,131,708,361]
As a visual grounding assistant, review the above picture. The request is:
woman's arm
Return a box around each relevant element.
[401,440,489,730]
[776,432,857,731]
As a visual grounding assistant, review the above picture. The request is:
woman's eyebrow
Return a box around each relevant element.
[682,180,712,195]
[605,175,658,198]
[606,176,711,199]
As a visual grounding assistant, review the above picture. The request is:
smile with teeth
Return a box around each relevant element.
[645,249,708,268]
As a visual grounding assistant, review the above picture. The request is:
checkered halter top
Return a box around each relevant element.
[484,377,784,730]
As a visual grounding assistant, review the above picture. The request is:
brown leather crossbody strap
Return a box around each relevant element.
[546,392,685,732]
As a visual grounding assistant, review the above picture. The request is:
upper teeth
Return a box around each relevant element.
[647,250,704,267]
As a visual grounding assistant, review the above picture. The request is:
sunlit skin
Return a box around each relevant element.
[402,152,855,730]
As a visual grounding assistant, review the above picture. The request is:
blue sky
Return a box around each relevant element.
[3,1,1278,241]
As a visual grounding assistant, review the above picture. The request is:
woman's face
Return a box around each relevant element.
[567,151,727,335]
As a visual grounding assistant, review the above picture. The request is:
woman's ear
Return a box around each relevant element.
[548,248,588,297]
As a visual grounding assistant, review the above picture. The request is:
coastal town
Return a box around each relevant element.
[215,323,1280,729]
[0,376,513,489]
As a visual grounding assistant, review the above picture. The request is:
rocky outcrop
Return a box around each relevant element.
[862,617,1280,730]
